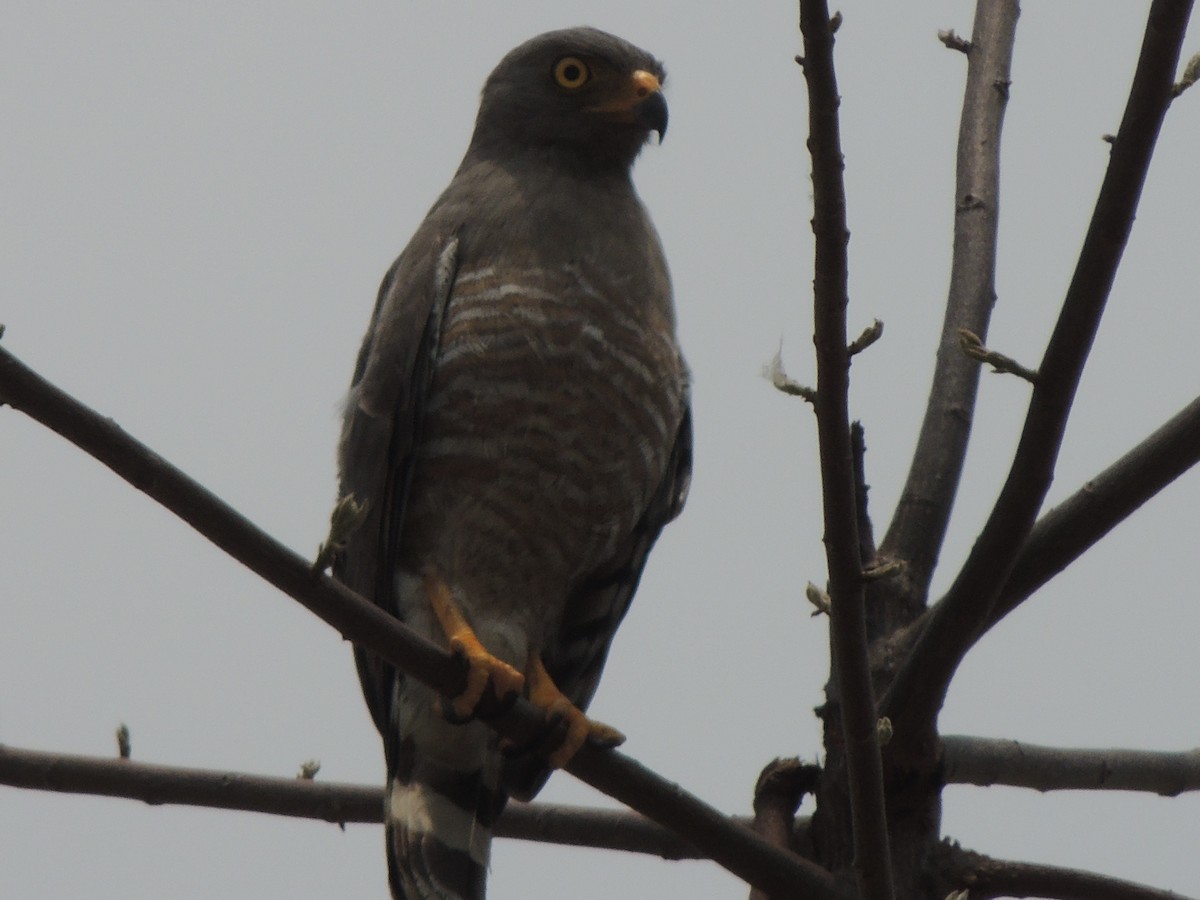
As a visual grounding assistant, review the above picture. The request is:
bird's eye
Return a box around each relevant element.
[552,56,590,90]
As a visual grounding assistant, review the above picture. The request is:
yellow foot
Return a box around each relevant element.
[424,570,525,720]
[527,654,626,768]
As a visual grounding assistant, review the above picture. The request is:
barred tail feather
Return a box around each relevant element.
[386,734,506,900]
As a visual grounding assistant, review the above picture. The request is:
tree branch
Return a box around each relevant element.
[942,735,1200,795]
[882,392,1200,680]
[797,4,893,897]
[988,393,1200,631]
[879,0,1020,606]
[949,848,1195,900]
[0,743,818,862]
[0,345,848,900]
[881,0,1195,751]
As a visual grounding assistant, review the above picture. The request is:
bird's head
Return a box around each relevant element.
[469,27,667,173]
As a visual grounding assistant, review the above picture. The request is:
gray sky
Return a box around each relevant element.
[3,2,1198,897]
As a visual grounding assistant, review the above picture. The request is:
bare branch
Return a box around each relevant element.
[943,735,1200,795]
[882,0,1195,751]
[992,393,1200,629]
[879,0,1020,606]
[798,3,893,898]
[950,848,1195,900]
[0,743,819,862]
[0,345,848,900]
[878,393,1200,677]
[0,742,381,824]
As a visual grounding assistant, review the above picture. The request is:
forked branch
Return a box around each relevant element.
[881,0,1196,750]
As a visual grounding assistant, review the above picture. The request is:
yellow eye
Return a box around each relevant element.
[553,56,590,90]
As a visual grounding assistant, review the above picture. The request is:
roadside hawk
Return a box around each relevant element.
[334,26,691,900]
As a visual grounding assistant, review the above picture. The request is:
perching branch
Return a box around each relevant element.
[879,0,1020,607]
[797,4,893,898]
[942,735,1200,795]
[0,344,848,900]
[881,0,1195,752]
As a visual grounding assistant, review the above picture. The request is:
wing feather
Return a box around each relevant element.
[335,233,459,737]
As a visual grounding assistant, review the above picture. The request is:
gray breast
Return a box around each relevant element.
[399,260,684,606]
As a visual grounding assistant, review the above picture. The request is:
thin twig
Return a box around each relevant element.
[937,29,973,53]
[798,4,894,898]
[942,735,1200,795]
[957,328,1039,383]
[0,345,848,900]
[881,0,1196,753]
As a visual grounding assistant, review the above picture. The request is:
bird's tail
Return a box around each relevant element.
[385,708,506,900]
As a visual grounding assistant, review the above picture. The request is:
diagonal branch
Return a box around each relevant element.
[880,0,1195,751]
[988,393,1200,631]
[882,392,1200,681]
[942,735,1200,795]
[948,848,1196,900]
[0,344,848,900]
[797,4,893,897]
[879,0,1020,606]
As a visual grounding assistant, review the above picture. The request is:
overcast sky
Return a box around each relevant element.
[3,2,1198,898]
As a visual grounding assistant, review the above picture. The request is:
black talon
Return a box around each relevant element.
[500,709,569,760]
[440,696,476,725]
[473,681,520,721]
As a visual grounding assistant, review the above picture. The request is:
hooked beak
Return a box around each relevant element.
[590,69,669,141]
[629,70,668,141]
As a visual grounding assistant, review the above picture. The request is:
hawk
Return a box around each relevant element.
[334,27,691,899]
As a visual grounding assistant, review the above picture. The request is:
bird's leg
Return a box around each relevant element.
[424,569,525,720]
[525,654,626,768]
